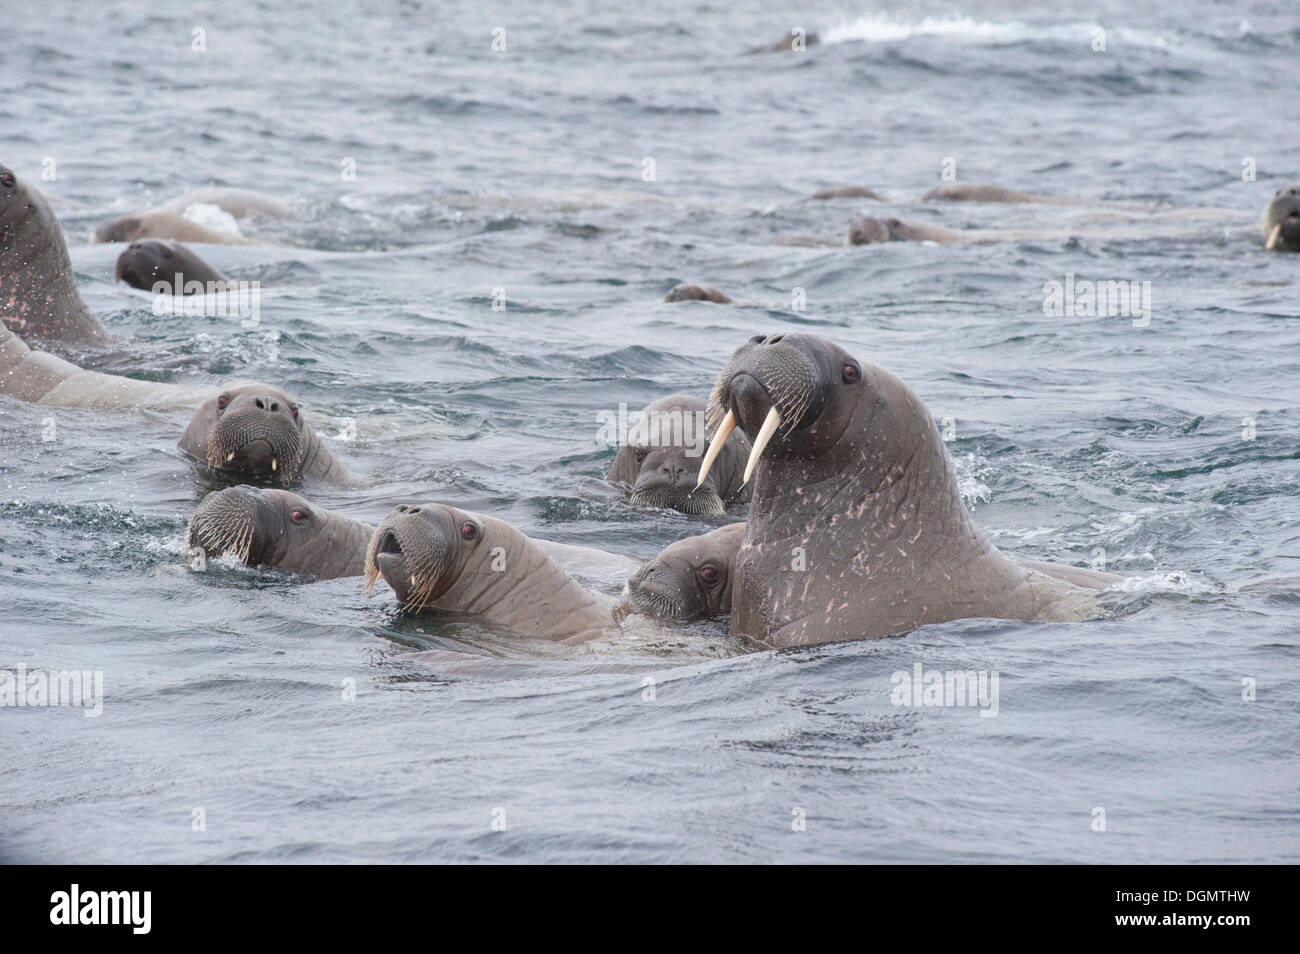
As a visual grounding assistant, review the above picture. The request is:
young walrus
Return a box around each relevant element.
[624,523,745,621]
[365,503,665,644]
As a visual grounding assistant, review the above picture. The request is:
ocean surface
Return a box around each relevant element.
[2,0,1298,863]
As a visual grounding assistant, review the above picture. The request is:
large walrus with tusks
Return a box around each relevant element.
[695,333,1120,647]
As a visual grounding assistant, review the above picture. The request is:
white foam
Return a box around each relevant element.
[822,14,1172,50]
[181,202,243,238]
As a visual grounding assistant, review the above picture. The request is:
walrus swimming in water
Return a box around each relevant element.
[115,239,231,294]
[178,383,356,486]
[809,186,883,201]
[624,522,745,621]
[366,503,627,643]
[922,184,1084,205]
[696,332,1118,647]
[847,217,960,245]
[664,283,732,304]
[607,394,751,515]
[188,485,644,587]
[92,187,292,244]
[0,318,209,408]
[1262,183,1300,251]
[0,163,108,346]
[188,485,372,579]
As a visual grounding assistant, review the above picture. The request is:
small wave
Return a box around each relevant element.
[822,15,1173,50]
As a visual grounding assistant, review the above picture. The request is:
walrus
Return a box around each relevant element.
[752,29,820,53]
[607,394,751,515]
[188,485,372,579]
[847,217,960,245]
[188,485,644,588]
[0,319,208,408]
[92,187,292,245]
[178,383,356,486]
[695,332,1118,647]
[1262,182,1300,251]
[0,163,108,345]
[623,522,745,621]
[664,283,732,304]
[365,503,625,643]
[115,239,231,294]
[922,184,1076,204]
[809,186,882,201]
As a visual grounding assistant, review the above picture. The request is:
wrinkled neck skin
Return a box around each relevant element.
[270,513,373,579]
[0,185,107,346]
[431,518,616,643]
[734,364,1042,648]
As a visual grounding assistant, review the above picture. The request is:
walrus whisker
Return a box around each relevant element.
[1266,222,1283,250]
[742,407,782,485]
[696,409,736,489]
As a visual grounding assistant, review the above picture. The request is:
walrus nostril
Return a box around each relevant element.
[270,402,280,412]
[408,507,421,514]
[395,505,408,513]
[765,334,784,344]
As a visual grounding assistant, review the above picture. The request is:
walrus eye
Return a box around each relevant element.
[842,363,860,384]
[216,394,228,410]
[290,509,309,524]
[461,522,477,540]
[700,565,719,584]
[0,172,14,188]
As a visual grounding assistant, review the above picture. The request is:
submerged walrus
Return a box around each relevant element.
[847,216,960,245]
[607,394,751,515]
[1262,183,1300,252]
[696,332,1119,647]
[92,187,293,244]
[115,239,231,294]
[188,485,372,579]
[0,163,108,346]
[624,522,745,621]
[809,186,883,201]
[365,503,626,643]
[664,283,732,304]
[1,319,205,408]
[178,383,356,486]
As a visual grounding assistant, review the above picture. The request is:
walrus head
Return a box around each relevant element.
[0,164,33,238]
[180,383,309,485]
[664,283,732,304]
[607,394,749,516]
[92,214,144,244]
[698,333,868,490]
[115,239,180,291]
[623,522,744,620]
[365,503,486,609]
[187,485,359,576]
[847,217,895,245]
[1263,183,1300,252]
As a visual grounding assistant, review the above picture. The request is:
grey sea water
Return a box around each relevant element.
[1,0,1298,863]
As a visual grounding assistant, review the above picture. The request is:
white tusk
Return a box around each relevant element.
[742,407,782,485]
[1266,223,1283,250]
[696,409,737,489]
[226,452,235,462]
[271,458,278,471]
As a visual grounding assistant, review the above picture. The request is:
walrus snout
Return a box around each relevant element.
[847,217,892,245]
[206,392,303,483]
[365,505,460,608]
[624,561,691,620]
[188,485,272,565]
[1264,186,1300,251]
